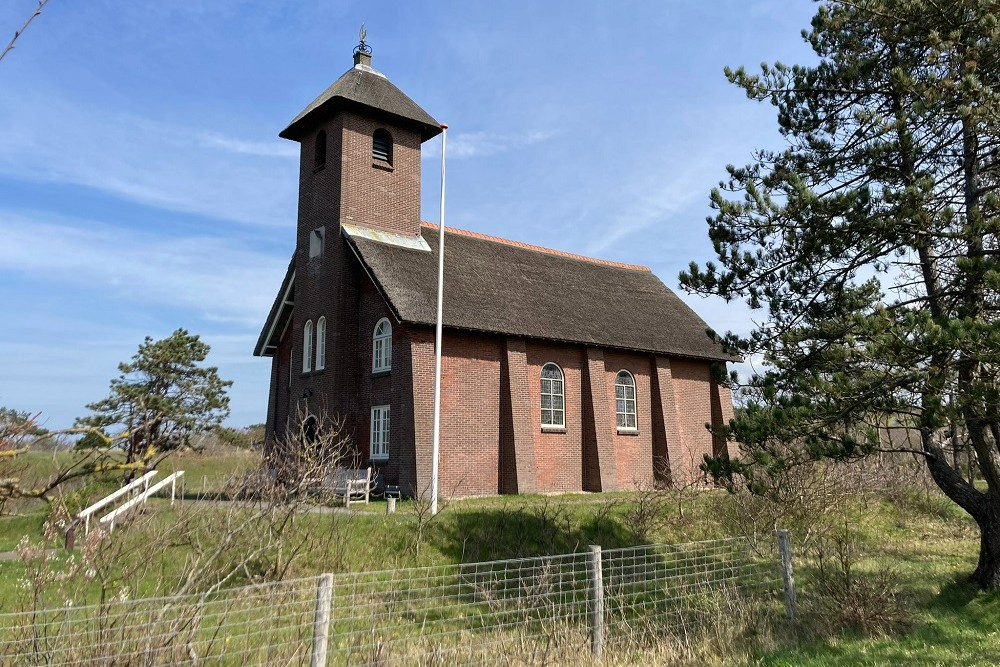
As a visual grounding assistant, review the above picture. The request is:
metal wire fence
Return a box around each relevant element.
[0,537,783,666]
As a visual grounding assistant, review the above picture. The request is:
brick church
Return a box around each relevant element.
[255,44,734,497]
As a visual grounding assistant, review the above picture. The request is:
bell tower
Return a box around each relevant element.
[279,33,442,251]
[268,32,441,448]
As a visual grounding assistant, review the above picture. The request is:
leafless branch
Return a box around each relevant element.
[0,0,50,64]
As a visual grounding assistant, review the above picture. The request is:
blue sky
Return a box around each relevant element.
[0,1,818,430]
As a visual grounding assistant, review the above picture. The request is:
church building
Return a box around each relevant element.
[255,43,734,498]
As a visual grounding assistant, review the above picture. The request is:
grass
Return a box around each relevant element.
[1,450,998,665]
[763,581,1000,666]
[156,446,258,495]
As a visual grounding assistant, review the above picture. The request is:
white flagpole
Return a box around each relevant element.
[431,123,447,515]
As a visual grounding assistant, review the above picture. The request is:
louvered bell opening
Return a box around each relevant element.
[372,130,392,163]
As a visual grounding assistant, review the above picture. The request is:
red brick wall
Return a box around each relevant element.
[499,338,537,494]
[278,109,424,466]
[524,342,585,493]
[602,350,655,490]
[438,333,502,496]
[668,358,716,483]
[408,327,436,497]
[352,278,397,470]
[339,115,422,237]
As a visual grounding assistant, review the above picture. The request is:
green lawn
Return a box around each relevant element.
[1,450,997,665]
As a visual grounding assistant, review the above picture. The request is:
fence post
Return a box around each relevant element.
[310,573,334,667]
[588,545,604,657]
[777,529,796,621]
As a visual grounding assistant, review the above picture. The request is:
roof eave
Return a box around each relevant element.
[396,319,735,362]
[278,97,443,142]
[254,261,296,357]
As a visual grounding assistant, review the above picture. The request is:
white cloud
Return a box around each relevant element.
[0,210,289,326]
[196,131,300,159]
[421,129,557,159]
[0,91,297,227]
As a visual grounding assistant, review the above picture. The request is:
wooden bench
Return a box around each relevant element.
[323,467,372,507]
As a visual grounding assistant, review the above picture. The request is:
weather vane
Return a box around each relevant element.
[354,23,371,55]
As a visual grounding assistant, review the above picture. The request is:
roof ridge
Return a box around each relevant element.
[419,222,651,272]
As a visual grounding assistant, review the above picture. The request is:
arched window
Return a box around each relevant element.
[372,129,392,163]
[315,317,326,371]
[314,130,327,170]
[302,320,313,372]
[540,363,565,427]
[615,370,637,430]
[372,318,392,372]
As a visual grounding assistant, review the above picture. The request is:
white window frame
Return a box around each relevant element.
[372,318,392,372]
[302,320,313,373]
[615,370,637,431]
[315,317,326,371]
[370,405,390,461]
[540,363,565,428]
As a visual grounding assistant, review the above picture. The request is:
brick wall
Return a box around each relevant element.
[499,338,537,494]
[438,333,502,496]
[339,115,422,237]
[602,350,655,490]
[278,109,424,466]
[408,327,436,497]
[352,278,398,471]
[266,333,293,453]
[667,358,716,483]
[524,342,585,493]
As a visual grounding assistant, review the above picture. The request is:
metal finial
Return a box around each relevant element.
[354,23,371,55]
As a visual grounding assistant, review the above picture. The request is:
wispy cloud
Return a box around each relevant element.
[0,329,271,430]
[0,91,297,227]
[579,156,712,258]
[196,131,299,159]
[422,129,557,159]
[0,210,289,326]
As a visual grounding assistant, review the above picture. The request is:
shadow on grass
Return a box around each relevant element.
[429,500,634,563]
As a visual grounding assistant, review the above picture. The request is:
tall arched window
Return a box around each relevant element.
[540,363,565,427]
[372,129,392,163]
[372,318,392,372]
[314,130,327,170]
[302,320,313,372]
[615,370,637,430]
[315,317,326,371]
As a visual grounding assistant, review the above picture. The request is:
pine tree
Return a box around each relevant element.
[682,0,1000,588]
[77,329,232,470]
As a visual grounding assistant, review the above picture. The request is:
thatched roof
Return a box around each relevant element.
[344,224,730,361]
[280,62,440,141]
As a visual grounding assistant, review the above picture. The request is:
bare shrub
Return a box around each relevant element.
[11,407,354,612]
[708,461,856,555]
[618,479,674,545]
[406,483,457,558]
[803,528,911,637]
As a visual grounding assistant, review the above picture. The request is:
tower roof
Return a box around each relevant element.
[279,51,441,142]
